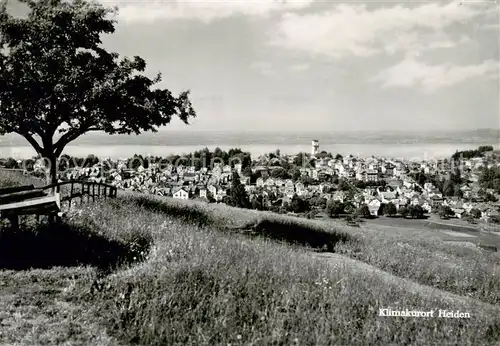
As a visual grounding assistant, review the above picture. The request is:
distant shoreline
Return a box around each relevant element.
[0,143,497,161]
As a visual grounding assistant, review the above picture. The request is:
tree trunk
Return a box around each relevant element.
[47,153,58,186]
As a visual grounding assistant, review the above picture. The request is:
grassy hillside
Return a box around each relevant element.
[1,172,500,345]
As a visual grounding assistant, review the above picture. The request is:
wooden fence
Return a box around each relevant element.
[0,180,117,228]
[41,180,118,211]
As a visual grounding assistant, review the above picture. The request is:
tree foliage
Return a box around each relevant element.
[0,0,195,183]
[399,205,409,218]
[479,167,500,194]
[288,194,310,213]
[357,205,372,219]
[229,172,249,209]
[451,146,493,161]
[326,199,344,218]
[408,204,425,219]
[438,205,454,219]
[384,202,397,217]
[469,208,481,219]
[251,194,265,211]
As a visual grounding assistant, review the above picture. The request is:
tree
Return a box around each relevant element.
[3,157,19,169]
[291,168,301,181]
[378,203,386,216]
[399,205,409,218]
[343,201,356,214]
[357,205,372,219]
[384,202,397,217]
[469,208,481,219]
[338,179,351,191]
[251,194,265,211]
[453,185,463,198]
[408,205,425,219]
[478,145,493,153]
[490,215,500,224]
[242,166,253,177]
[0,0,195,183]
[270,167,289,179]
[438,205,454,219]
[229,172,249,208]
[288,194,310,213]
[300,175,315,186]
[308,196,327,209]
[326,199,344,218]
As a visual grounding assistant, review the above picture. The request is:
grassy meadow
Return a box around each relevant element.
[1,171,500,345]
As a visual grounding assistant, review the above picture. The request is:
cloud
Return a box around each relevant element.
[289,63,310,72]
[102,0,314,24]
[479,23,500,31]
[249,61,277,76]
[270,1,493,59]
[371,58,499,92]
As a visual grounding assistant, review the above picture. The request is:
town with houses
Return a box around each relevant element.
[3,140,500,225]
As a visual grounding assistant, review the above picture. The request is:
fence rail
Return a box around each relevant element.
[1,180,118,227]
[40,180,118,211]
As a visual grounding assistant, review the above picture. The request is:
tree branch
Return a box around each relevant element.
[16,131,43,154]
[53,125,99,157]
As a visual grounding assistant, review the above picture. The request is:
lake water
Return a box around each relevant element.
[0,129,498,160]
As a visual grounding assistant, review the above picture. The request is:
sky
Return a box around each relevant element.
[8,0,500,133]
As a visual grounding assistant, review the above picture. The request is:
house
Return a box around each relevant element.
[423,182,435,191]
[367,199,381,216]
[452,208,466,219]
[386,179,403,190]
[311,170,319,180]
[421,200,432,213]
[463,188,473,199]
[295,182,305,191]
[356,170,366,181]
[462,202,474,214]
[410,197,420,206]
[183,173,197,183]
[485,209,500,222]
[275,178,287,187]
[234,163,242,174]
[244,185,255,193]
[172,187,190,200]
[379,191,397,203]
[208,185,217,196]
[481,207,499,220]
[384,163,395,176]
[265,178,275,187]
[240,176,251,185]
[366,170,379,182]
[198,188,207,199]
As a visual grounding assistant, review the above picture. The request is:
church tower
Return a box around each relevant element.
[311,140,319,156]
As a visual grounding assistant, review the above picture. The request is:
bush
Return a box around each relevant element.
[469,208,481,219]
[357,205,372,219]
[326,199,344,218]
[439,205,454,219]
[384,202,397,217]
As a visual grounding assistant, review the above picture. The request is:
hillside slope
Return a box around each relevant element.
[0,178,499,344]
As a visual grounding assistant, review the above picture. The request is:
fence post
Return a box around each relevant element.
[69,181,74,211]
[8,215,19,229]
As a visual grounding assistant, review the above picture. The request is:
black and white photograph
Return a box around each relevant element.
[0,0,499,344]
